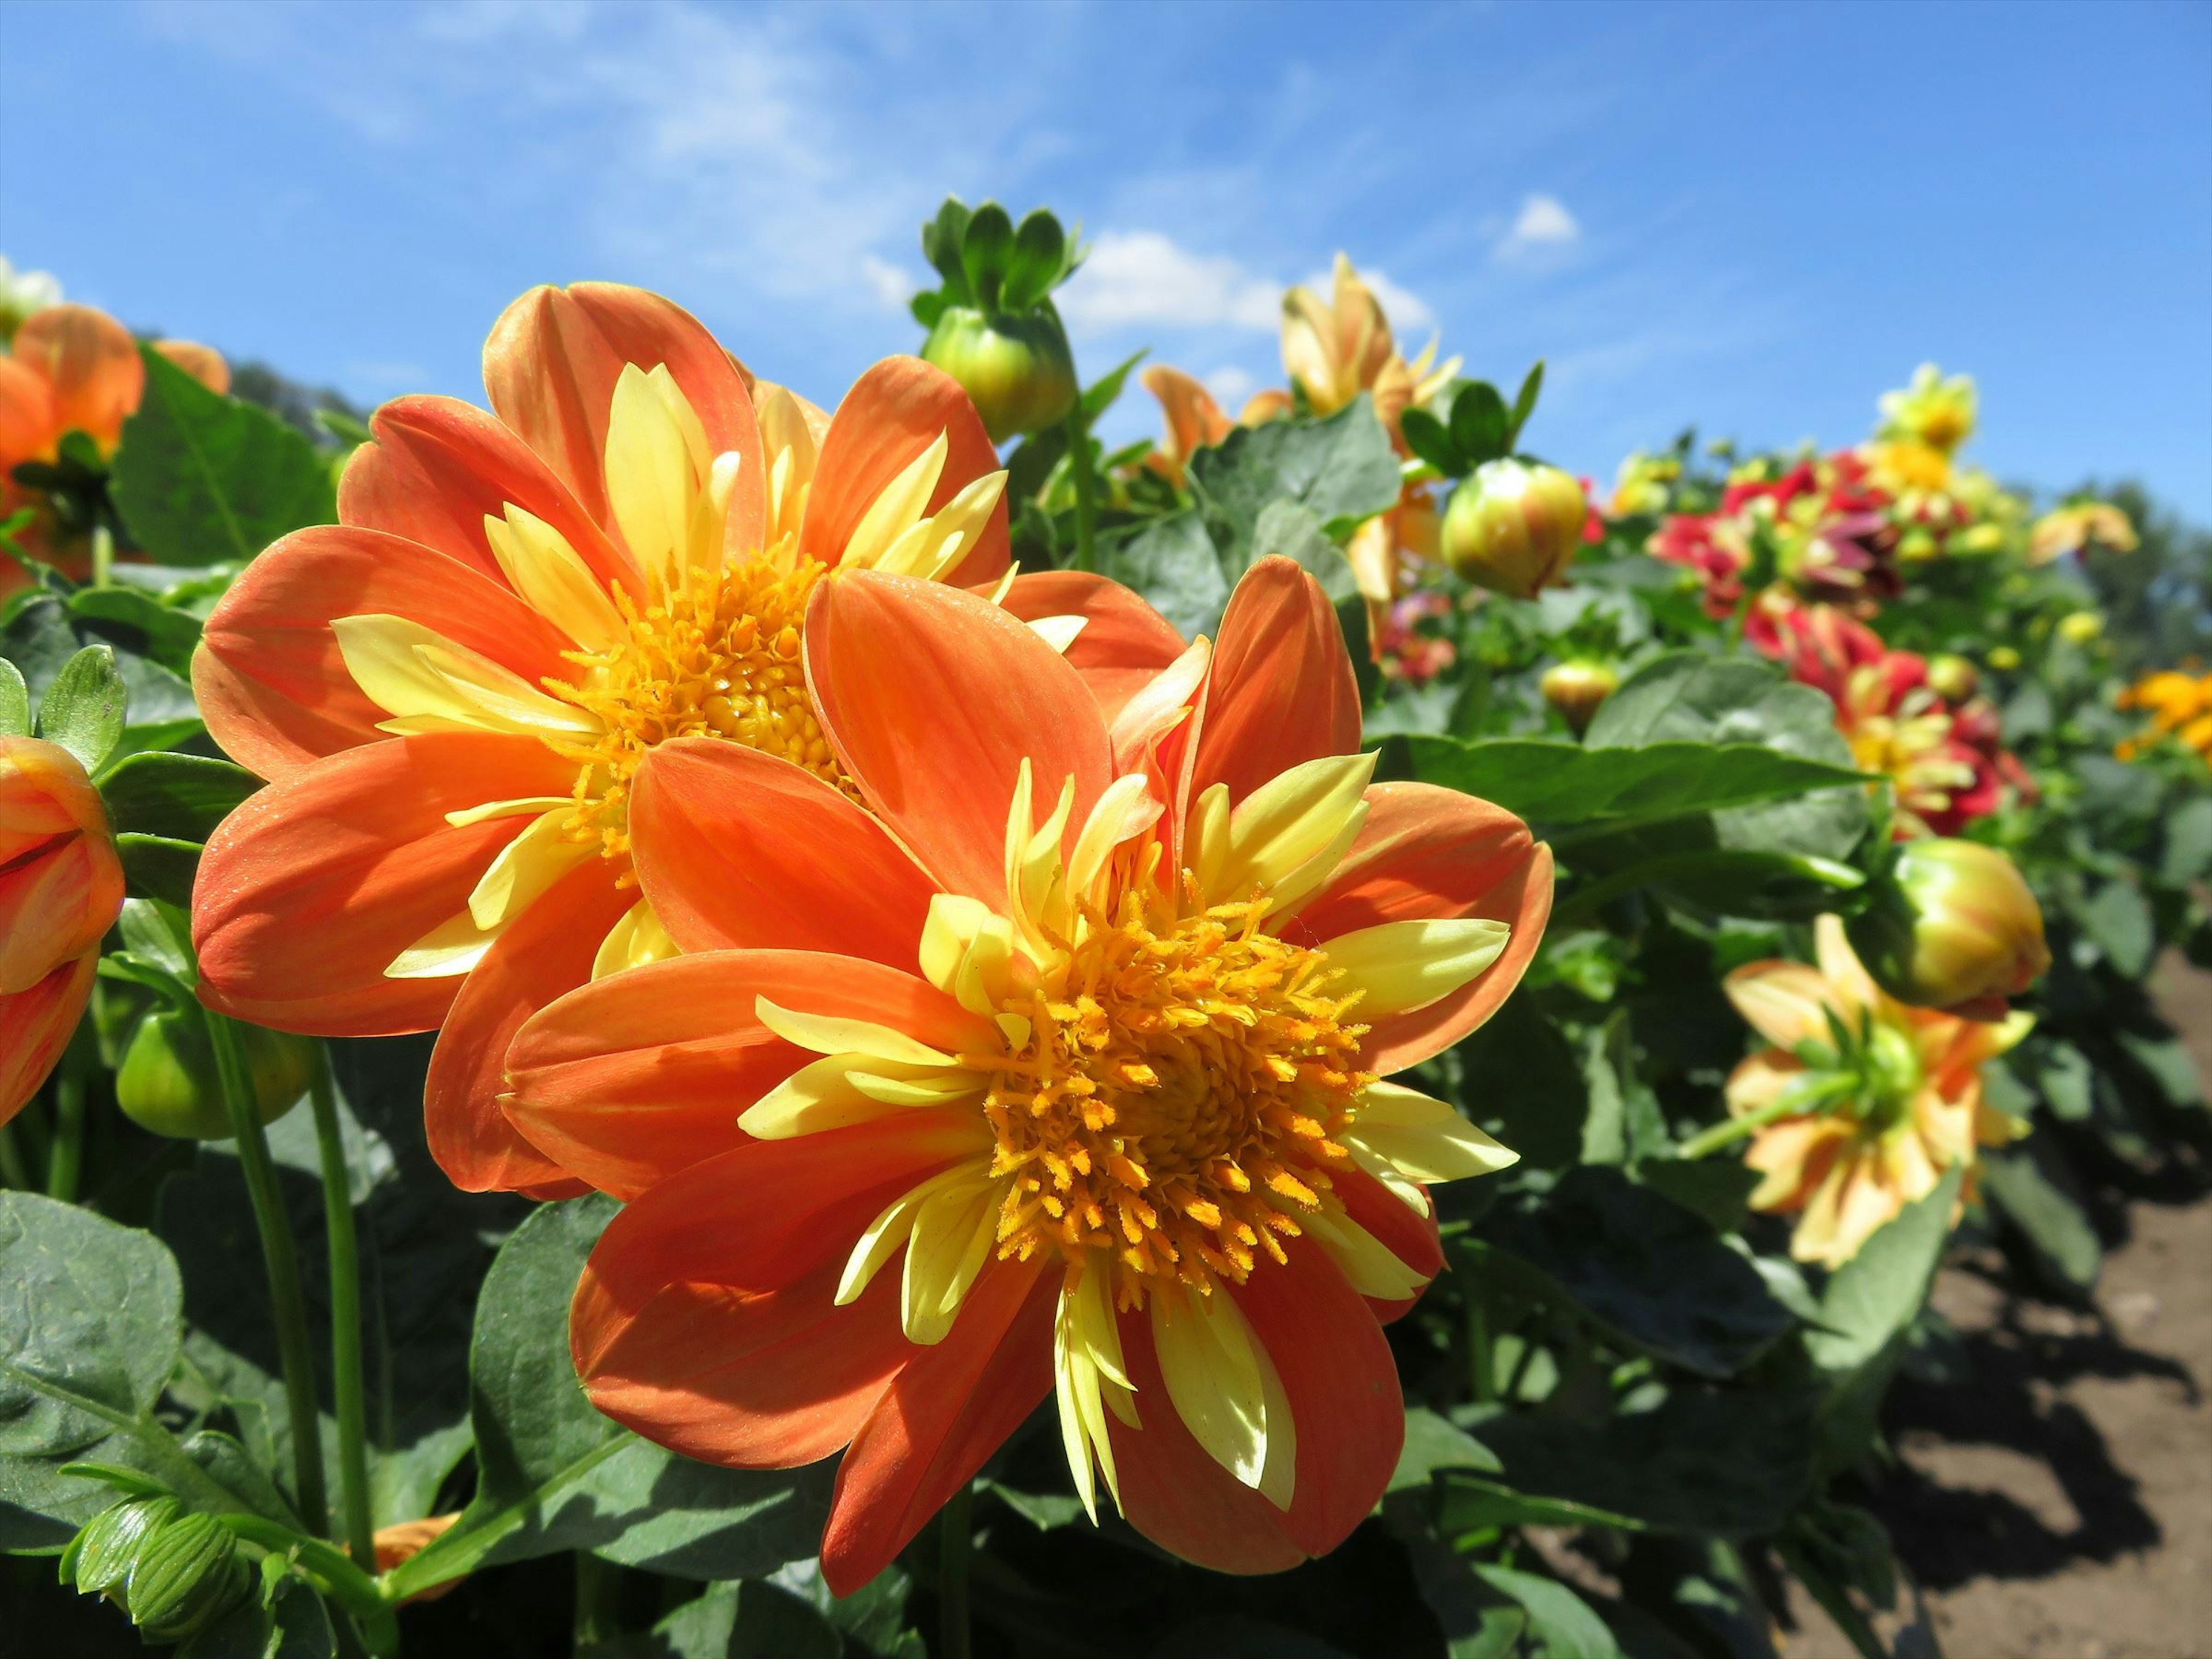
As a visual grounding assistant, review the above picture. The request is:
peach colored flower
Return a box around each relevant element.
[1139,365,1234,488]
[1,735,124,1122]
[190,283,1182,1197]
[1723,916,2029,1269]
[503,558,1552,1588]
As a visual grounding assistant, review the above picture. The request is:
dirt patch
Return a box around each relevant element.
[1786,957,2212,1659]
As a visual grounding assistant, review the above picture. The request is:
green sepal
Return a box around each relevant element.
[34,642,128,772]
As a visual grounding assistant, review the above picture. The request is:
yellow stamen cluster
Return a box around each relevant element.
[543,557,857,865]
[975,891,1372,1306]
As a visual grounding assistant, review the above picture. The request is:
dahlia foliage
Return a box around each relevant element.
[1,225,2203,1659]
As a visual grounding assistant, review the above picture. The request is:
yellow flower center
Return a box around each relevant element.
[540,557,855,865]
[974,889,1370,1306]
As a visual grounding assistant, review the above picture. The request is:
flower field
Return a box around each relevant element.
[1,216,2207,1659]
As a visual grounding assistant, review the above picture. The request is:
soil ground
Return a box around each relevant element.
[1786,956,2212,1659]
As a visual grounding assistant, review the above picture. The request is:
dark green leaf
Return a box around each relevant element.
[111,345,335,566]
[1252,500,1358,608]
[116,833,203,907]
[35,643,127,772]
[1448,382,1512,468]
[1484,1168,1795,1377]
[626,1579,842,1659]
[1439,1474,1644,1536]
[1471,1565,1623,1659]
[2079,880,2154,976]
[100,752,258,843]
[1635,1159,1762,1234]
[68,585,203,679]
[959,202,1014,309]
[1390,1407,1503,1491]
[1452,994,1587,1171]
[1508,361,1545,444]
[1981,1141,2100,1294]
[4,592,202,753]
[1378,735,1865,830]
[1805,1168,1963,1374]
[1397,407,1461,478]
[1001,209,1069,312]
[1095,509,1232,641]
[1189,395,1400,549]
[176,1574,335,1659]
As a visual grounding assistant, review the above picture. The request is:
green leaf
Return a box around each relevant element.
[2160,794,2212,884]
[1470,1565,1624,1659]
[386,1195,829,1597]
[1438,1475,1644,1537]
[1635,1159,1762,1234]
[1001,209,1069,312]
[1805,1168,1963,1375]
[67,585,205,679]
[1189,395,1401,548]
[1377,735,1866,830]
[632,1580,843,1659]
[1449,994,1588,1171]
[1484,1168,1796,1377]
[1447,382,1512,468]
[2078,879,2154,977]
[959,202,1014,309]
[176,1574,335,1659]
[0,656,26,735]
[1981,1141,2100,1295]
[1390,1407,1503,1491]
[111,345,335,566]
[35,643,127,772]
[1096,509,1233,641]
[100,752,259,843]
[1080,349,1147,422]
[4,592,202,755]
[1251,500,1359,608]
[1397,407,1461,478]
[0,1192,190,1547]
[922,198,972,291]
[116,833,204,908]
[1471,1387,1817,1538]
[1508,360,1545,444]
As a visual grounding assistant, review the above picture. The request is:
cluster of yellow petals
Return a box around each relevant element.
[2116,667,2212,762]
[977,888,1370,1305]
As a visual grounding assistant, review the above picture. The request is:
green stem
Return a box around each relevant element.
[217,1514,397,1656]
[204,1008,328,1538]
[1065,402,1097,574]
[1676,1090,1817,1160]
[938,1482,974,1659]
[573,1551,619,1653]
[310,1050,375,1571]
[90,521,113,588]
[0,1119,32,1188]
[44,1027,92,1202]
[1468,1297,1494,1404]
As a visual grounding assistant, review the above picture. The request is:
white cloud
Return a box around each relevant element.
[1203,365,1258,407]
[861,256,916,312]
[1495,194,1581,264]
[1058,231,1281,336]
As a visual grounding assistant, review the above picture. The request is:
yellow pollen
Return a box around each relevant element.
[966,893,1372,1309]
[540,556,857,870]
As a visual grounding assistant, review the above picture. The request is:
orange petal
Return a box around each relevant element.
[821,1253,1054,1596]
[423,856,628,1196]
[1722,961,1846,1052]
[191,732,575,1036]
[1107,1297,1305,1575]
[12,304,142,450]
[573,1119,982,1467]
[0,736,124,995]
[1189,556,1361,808]
[1,951,96,1125]
[194,525,581,781]
[0,354,57,468]
[1334,1161,1443,1322]
[506,949,996,1199]
[338,394,634,590]
[632,738,937,966]
[150,339,229,396]
[800,356,1009,585]
[805,571,1113,907]
[483,282,765,555]
[1292,782,1553,1071]
[992,570,1188,725]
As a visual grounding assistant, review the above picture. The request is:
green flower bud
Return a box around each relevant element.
[1924,652,1979,703]
[921,305,1077,444]
[1540,660,1618,736]
[1846,839,2051,1016]
[65,1496,179,1600]
[126,1510,251,1642]
[116,1009,313,1140]
[1439,460,1586,598]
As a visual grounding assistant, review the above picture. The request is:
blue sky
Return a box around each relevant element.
[5,0,2209,518]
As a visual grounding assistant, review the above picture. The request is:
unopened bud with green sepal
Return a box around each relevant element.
[1846,839,2051,1019]
[1440,459,1586,598]
[116,1007,314,1140]
[912,197,1084,442]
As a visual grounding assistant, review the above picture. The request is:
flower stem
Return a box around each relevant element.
[938,1481,974,1659]
[1676,1092,1807,1160]
[309,1048,376,1570]
[573,1551,619,1653]
[90,521,113,588]
[204,1007,328,1537]
[44,1024,93,1202]
[1065,402,1097,574]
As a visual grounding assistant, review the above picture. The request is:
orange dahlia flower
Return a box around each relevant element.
[502,557,1552,1588]
[190,282,1181,1197]
[2116,668,2212,763]
[0,302,228,588]
[1139,365,1234,488]
[1,734,124,1121]
[1722,915,2029,1269]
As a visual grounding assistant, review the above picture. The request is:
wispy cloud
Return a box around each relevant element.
[1494,194,1582,266]
[1058,231,1281,336]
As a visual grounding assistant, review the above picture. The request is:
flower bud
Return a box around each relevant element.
[1846,839,2050,1017]
[0,735,123,995]
[1924,653,1979,703]
[1987,645,2021,672]
[2056,610,2103,645]
[65,1497,179,1601]
[117,1008,315,1140]
[124,1510,251,1642]
[1439,459,1585,598]
[921,305,1076,444]
[1541,660,1618,735]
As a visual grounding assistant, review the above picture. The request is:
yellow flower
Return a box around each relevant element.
[2029,502,2138,566]
[1877,363,1977,454]
[1607,451,1680,517]
[2117,668,2212,762]
[1279,254,1457,437]
[1719,916,2029,1268]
